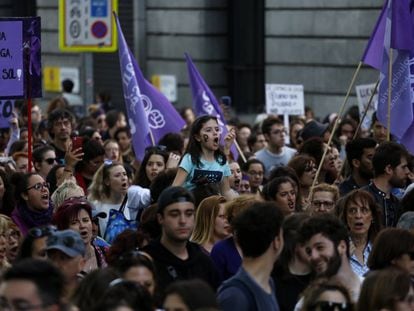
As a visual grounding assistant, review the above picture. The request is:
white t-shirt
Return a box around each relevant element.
[91,185,151,235]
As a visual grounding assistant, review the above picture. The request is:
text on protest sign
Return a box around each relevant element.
[265,84,305,116]
[0,20,24,98]
[355,83,378,130]
[0,100,14,128]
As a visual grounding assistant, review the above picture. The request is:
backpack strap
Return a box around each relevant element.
[118,194,128,213]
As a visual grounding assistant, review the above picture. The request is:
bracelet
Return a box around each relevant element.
[64,169,73,173]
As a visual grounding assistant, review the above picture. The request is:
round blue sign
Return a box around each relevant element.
[91,21,108,39]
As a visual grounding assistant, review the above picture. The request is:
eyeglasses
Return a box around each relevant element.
[26,182,49,191]
[145,145,166,153]
[309,301,352,311]
[347,206,371,216]
[0,296,48,311]
[312,200,335,209]
[29,225,57,238]
[6,229,20,240]
[43,158,56,165]
[47,235,76,249]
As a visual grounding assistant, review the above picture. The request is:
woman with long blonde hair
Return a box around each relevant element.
[88,161,150,240]
[191,195,229,253]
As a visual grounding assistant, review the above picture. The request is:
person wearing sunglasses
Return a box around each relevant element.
[17,225,57,260]
[301,279,354,311]
[294,215,362,310]
[11,172,53,236]
[32,145,57,180]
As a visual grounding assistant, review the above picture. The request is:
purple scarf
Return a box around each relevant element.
[16,201,53,230]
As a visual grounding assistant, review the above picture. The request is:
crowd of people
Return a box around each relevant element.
[0,94,413,311]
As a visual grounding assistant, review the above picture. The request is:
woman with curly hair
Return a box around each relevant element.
[191,195,230,253]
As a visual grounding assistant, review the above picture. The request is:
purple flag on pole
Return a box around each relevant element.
[377,0,414,140]
[115,13,185,160]
[185,53,239,159]
[361,1,388,70]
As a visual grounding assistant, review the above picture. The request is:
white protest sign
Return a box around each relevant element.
[355,83,377,130]
[265,84,304,116]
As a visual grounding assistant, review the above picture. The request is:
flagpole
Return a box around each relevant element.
[307,61,363,203]
[387,48,393,141]
[353,79,379,140]
[149,129,156,146]
[234,141,247,163]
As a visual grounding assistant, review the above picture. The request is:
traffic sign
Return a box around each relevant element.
[59,0,118,52]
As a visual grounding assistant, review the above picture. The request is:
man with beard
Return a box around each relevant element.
[294,214,361,311]
[339,138,377,196]
[142,186,220,294]
[47,108,75,164]
[363,141,410,227]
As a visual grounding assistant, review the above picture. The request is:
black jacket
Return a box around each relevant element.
[143,240,220,293]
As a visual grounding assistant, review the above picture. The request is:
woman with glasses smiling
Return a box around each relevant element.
[10,172,53,236]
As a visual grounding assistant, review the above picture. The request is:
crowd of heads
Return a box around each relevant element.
[0,97,413,311]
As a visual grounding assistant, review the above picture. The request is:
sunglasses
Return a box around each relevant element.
[29,225,57,238]
[43,157,56,165]
[310,301,352,311]
[26,182,49,191]
[47,235,76,248]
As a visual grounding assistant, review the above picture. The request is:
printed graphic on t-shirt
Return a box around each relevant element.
[192,169,223,185]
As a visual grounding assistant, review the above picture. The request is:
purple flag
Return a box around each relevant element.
[361,1,388,70]
[377,0,414,139]
[115,13,185,160]
[185,53,239,159]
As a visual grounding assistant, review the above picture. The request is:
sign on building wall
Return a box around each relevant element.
[151,75,177,102]
[44,66,80,93]
[59,0,118,52]
[265,84,305,115]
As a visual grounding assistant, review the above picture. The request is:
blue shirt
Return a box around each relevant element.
[349,239,371,277]
[180,153,231,191]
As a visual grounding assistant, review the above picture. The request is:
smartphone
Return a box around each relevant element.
[72,136,83,150]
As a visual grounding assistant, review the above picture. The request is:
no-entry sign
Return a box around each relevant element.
[59,0,118,52]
